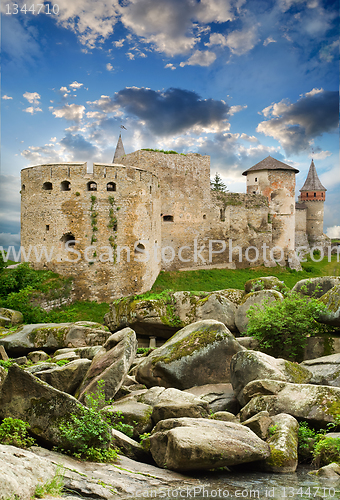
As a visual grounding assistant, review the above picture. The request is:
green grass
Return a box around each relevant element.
[44,301,110,324]
[148,255,340,294]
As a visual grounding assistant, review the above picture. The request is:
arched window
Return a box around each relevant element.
[106,182,116,191]
[43,182,53,190]
[134,242,145,256]
[60,233,75,249]
[60,180,71,191]
[87,181,97,191]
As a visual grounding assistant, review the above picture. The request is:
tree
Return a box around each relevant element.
[210,173,228,192]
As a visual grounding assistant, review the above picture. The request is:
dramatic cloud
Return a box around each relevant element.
[257,89,339,155]
[225,27,259,55]
[60,133,99,158]
[180,50,216,67]
[51,103,86,121]
[108,87,231,136]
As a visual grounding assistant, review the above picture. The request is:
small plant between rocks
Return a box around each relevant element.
[0,417,36,448]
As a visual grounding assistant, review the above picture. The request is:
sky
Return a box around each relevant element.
[0,0,339,249]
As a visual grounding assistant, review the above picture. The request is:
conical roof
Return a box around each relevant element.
[300,160,326,192]
[242,156,299,175]
[113,133,125,163]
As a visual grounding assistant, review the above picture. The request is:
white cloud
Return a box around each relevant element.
[263,37,276,46]
[225,27,259,55]
[51,103,86,121]
[60,86,70,93]
[165,63,176,70]
[50,137,57,142]
[180,49,216,67]
[115,39,125,47]
[2,95,13,100]
[326,226,340,238]
[229,104,247,116]
[106,63,114,71]
[126,52,135,60]
[23,106,42,114]
[205,33,228,47]
[303,88,324,97]
[69,81,84,89]
[310,150,332,160]
[23,91,41,105]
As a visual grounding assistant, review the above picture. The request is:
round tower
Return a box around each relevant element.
[242,156,299,253]
[299,159,326,243]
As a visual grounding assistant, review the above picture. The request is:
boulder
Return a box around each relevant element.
[149,417,270,471]
[105,291,238,338]
[0,307,23,326]
[240,380,340,426]
[0,322,111,356]
[53,345,105,360]
[230,350,312,405]
[0,445,58,500]
[216,289,245,305]
[304,336,340,361]
[244,276,287,294]
[152,395,209,424]
[102,400,153,440]
[209,411,239,423]
[25,362,57,374]
[242,411,272,440]
[27,350,49,363]
[184,383,240,413]
[35,358,92,395]
[0,364,110,450]
[136,320,244,389]
[262,413,299,473]
[0,315,11,328]
[53,351,80,362]
[301,353,340,387]
[77,328,137,402]
[0,345,9,361]
[309,462,340,479]
[318,285,340,327]
[111,429,150,463]
[13,356,27,366]
[235,290,283,334]
[292,277,340,299]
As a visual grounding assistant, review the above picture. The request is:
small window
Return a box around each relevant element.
[46,225,50,231]
[322,192,324,197]
[134,242,145,255]
[253,191,256,194]
[104,168,106,178]
[22,184,25,191]
[43,182,52,190]
[163,215,174,222]
[106,182,116,191]
[314,192,316,197]
[61,180,71,191]
[60,233,75,248]
[203,214,206,219]
[255,177,257,182]
[150,186,152,194]
[306,193,309,198]
[87,181,97,191]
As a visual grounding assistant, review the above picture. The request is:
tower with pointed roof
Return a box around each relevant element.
[298,159,326,243]
[242,156,299,254]
[113,133,125,163]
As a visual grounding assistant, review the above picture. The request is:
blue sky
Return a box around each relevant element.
[1,0,339,248]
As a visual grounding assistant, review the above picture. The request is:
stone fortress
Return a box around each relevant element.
[20,135,329,301]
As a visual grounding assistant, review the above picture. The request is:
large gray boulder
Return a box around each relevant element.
[292,277,340,299]
[262,413,299,473]
[240,380,340,426]
[301,353,340,387]
[135,320,245,389]
[184,383,240,413]
[0,445,58,500]
[0,321,111,356]
[35,358,92,395]
[149,417,270,471]
[0,307,23,327]
[0,364,110,450]
[318,285,340,327]
[105,291,238,338]
[244,276,287,294]
[103,400,153,440]
[230,350,312,404]
[235,290,283,334]
[77,328,137,402]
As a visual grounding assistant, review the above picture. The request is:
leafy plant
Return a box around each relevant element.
[108,410,134,438]
[313,436,340,467]
[0,417,36,448]
[55,359,70,367]
[268,424,278,436]
[245,291,335,361]
[34,466,64,498]
[0,359,14,370]
[58,380,117,462]
[137,347,153,355]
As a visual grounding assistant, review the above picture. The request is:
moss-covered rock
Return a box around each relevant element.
[135,320,244,390]
[318,285,340,327]
[263,413,299,473]
[0,308,23,326]
[244,277,288,294]
[292,277,340,299]
[301,353,340,387]
[235,290,283,334]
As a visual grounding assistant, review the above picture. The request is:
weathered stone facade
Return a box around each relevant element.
[20,152,327,300]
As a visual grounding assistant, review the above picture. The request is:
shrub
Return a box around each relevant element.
[313,437,340,467]
[0,417,36,448]
[57,380,118,462]
[246,291,335,361]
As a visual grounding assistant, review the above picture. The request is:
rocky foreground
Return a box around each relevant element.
[0,276,339,499]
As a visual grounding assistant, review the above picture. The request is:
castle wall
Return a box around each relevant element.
[295,206,309,249]
[21,163,161,301]
[305,201,325,242]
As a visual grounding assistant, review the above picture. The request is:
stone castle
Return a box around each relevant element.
[20,136,329,301]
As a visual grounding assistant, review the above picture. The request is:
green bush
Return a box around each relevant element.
[245,291,335,361]
[313,437,340,467]
[0,359,14,370]
[58,380,118,462]
[107,410,134,438]
[0,417,36,448]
